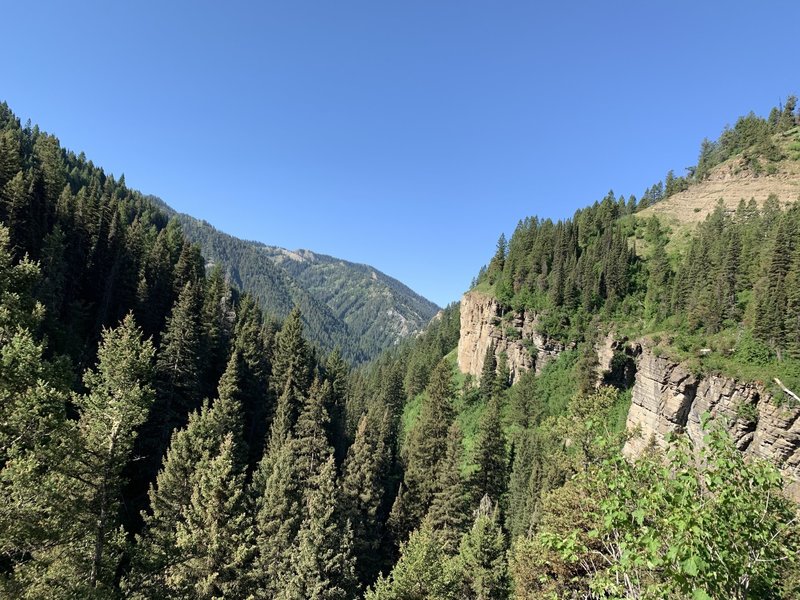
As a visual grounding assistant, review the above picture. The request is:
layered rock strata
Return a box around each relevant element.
[457,291,563,385]
[623,344,800,500]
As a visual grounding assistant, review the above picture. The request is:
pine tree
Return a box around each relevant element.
[341,410,393,585]
[376,362,405,459]
[390,358,455,541]
[643,216,671,322]
[172,240,204,294]
[126,357,246,598]
[2,171,30,251]
[754,220,791,356]
[494,352,510,397]
[456,496,509,600]
[366,525,461,600]
[32,134,65,203]
[0,234,71,595]
[324,348,350,464]
[0,225,66,458]
[154,281,205,435]
[784,245,800,359]
[779,95,798,131]
[487,234,506,283]
[718,227,741,323]
[215,350,247,448]
[425,422,471,554]
[232,294,272,470]
[251,439,303,598]
[0,128,22,189]
[468,398,507,509]
[255,344,306,497]
[75,315,156,591]
[12,316,155,597]
[479,343,497,400]
[506,430,536,539]
[271,307,312,397]
[201,264,235,397]
[281,455,358,600]
[172,435,254,599]
[294,377,335,494]
[135,228,175,338]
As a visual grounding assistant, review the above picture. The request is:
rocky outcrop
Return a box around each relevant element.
[623,344,800,500]
[457,291,563,384]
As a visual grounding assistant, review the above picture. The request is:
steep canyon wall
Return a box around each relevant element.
[457,294,800,498]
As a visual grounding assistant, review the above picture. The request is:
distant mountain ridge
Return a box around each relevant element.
[262,245,440,360]
[149,198,440,363]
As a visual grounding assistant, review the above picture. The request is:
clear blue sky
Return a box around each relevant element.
[3,1,798,306]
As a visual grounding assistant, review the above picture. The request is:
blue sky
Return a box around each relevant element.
[3,1,798,306]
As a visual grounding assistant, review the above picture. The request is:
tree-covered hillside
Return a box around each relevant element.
[476,95,800,390]
[1,95,799,600]
[357,96,800,598]
[262,245,440,360]
[155,202,440,365]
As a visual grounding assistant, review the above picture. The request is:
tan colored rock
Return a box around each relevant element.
[457,291,562,385]
[623,344,800,500]
[595,332,616,381]
[622,348,698,457]
[638,158,800,226]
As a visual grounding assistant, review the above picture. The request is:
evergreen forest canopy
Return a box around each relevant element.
[0,95,799,600]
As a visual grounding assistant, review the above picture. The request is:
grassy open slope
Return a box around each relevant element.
[639,126,800,229]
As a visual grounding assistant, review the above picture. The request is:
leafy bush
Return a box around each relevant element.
[524,423,800,599]
[734,330,772,366]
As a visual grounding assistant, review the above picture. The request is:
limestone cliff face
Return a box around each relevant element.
[457,291,563,384]
[623,344,800,500]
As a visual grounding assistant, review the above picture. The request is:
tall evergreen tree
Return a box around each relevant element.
[281,455,358,600]
[271,306,312,397]
[425,422,471,554]
[232,294,273,470]
[251,440,303,598]
[389,358,455,541]
[366,525,461,600]
[8,316,155,597]
[643,216,672,322]
[172,239,204,294]
[324,348,350,464]
[468,398,508,509]
[126,355,246,598]
[172,435,254,599]
[294,377,335,494]
[456,496,509,600]
[153,281,205,446]
[494,352,510,397]
[754,220,791,355]
[341,413,388,586]
[201,264,235,397]
[76,315,156,591]
[784,245,800,359]
[479,343,497,400]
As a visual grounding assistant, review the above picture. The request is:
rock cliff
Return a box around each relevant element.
[457,291,563,384]
[623,344,800,500]
[456,292,800,498]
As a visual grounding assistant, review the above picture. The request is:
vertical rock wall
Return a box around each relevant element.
[457,291,563,385]
[622,344,800,500]
[456,291,800,499]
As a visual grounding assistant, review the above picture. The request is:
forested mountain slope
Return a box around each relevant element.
[154,202,440,364]
[262,245,440,359]
[2,96,800,600]
[359,95,800,598]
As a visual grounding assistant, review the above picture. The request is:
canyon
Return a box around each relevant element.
[457,292,800,499]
